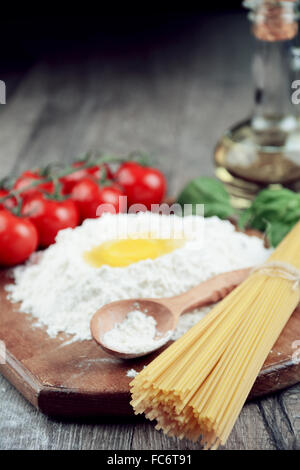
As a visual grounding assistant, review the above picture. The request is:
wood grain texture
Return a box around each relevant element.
[0,12,299,450]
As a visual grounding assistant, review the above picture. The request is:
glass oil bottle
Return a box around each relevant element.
[214,0,300,208]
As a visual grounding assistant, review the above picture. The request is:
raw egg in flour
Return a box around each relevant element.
[84,235,185,268]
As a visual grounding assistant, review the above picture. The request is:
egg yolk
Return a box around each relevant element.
[84,236,185,268]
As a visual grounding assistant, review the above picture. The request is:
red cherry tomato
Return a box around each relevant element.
[96,185,126,216]
[22,195,79,247]
[115,162,167,210]
[60,162,113,195]
[0,189,17,211]
[71,179,125,220]
[13,170,55,200]
[70,178,103,222]
[0,210,38,266]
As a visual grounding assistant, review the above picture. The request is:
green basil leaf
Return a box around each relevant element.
[239,188,300,247]
[265,221,294,247]
[177,177,235,220]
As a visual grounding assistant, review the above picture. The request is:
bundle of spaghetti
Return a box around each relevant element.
[130,221,300,449]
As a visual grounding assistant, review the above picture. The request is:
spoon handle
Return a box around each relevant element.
[165,268,251,318]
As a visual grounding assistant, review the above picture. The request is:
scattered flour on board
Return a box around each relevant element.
[6,213,272,342]
[127,366,147,378]
[127,369,139,378]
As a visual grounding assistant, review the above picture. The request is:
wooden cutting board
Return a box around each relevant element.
[1,268,300,418]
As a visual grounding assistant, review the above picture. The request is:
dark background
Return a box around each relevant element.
[1,2,245,102]
[1,2,243,63]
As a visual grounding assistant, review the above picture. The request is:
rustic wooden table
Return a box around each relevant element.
[0,12,299,450]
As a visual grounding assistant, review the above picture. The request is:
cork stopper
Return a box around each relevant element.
[245,0,299,41]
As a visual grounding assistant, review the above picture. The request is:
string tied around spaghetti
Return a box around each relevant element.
[251,261,300,291]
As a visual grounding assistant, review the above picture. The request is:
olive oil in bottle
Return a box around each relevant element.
[215,0,300,209]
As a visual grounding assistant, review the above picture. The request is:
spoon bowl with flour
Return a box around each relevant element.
[90,268,251,359]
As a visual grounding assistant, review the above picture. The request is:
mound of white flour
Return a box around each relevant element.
[7,213,271,342]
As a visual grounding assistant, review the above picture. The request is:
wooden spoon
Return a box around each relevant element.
[90,268,251,359]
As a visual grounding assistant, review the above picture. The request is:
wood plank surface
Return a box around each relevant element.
[0,12,299,450]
